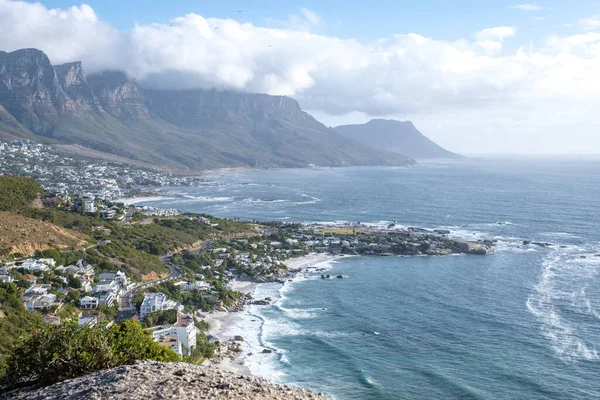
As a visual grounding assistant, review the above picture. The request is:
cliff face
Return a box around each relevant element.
[0,48,414,170]
[54,61,99,110]
[8,361,331,400]
[335,119,462,159]
[0,49,68,133]
[87,71,151,119]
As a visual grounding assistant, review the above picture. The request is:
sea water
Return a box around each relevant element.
[137,156,600,399]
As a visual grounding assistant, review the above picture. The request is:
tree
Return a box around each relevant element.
[5,320,178,389]
[66,290,81,304]
[67,275,82,289]
[143,309,177,327]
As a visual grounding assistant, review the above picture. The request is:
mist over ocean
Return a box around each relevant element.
[137,157,600,399]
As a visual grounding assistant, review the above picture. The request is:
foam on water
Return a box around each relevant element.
[526,246,600,362]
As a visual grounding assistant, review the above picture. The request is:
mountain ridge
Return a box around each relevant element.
[0,48,414,171]
[334,119,462,159]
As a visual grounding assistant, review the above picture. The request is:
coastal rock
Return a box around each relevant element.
[262,349,273,354]
[7,361,331,399]
[234,335,244,341]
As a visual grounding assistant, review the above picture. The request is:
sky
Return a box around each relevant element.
[2,0,600,154]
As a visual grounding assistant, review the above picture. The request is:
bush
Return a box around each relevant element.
[5,319,179,389]
[143,309,178,327]
[0,175,42,211]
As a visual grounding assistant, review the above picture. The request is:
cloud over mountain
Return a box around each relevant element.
[2,0,600,153]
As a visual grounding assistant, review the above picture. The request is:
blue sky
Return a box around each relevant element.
[3,0,600,153]
[35,0,599,43]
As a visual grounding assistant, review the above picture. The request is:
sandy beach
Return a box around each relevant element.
[115,195,176,205]
[204,253,342,379]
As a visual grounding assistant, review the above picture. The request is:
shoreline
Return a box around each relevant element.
[205,253,343,380]
[115,195,177,205]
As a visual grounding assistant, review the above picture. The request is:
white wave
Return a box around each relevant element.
[242,197,288,204]
[526,247,600,362]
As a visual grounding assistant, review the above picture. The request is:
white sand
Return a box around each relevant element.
[285,252,344,270]
[203,253,346,379]
[114,196,176,205]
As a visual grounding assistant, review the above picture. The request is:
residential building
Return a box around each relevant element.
[140,292,181,318]
[149,314,196,356]
[96,291,115,307]
[80,296,99,309]
[78,314,98,327]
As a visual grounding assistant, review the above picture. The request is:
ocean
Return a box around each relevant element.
[135,157,600,399]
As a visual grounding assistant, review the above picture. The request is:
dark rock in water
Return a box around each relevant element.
[336,275,344,279]
[434,229,451,235]
[321,274,325,279]
[265,297,272,302]
[523,240,531,245]
[234,335,244,341]
[408,227,430,233]
[471,248,489,255]
[532,242,552,247]
[262,349,273,353]
[560,245,568,248]
[580,256,587,259]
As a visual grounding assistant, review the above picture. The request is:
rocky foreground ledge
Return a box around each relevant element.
[7,361,331,400]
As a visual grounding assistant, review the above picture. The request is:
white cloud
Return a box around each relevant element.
[475,26,516,41]
[580,14,600,31]
[300,8,321,27]
[2,1,600,153]
[512,4,543,11]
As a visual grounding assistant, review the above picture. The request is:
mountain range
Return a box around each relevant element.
[334,119,461,159]
[0,48,456,171]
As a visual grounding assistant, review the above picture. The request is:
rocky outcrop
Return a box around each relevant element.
[7,361,331,399]
[452,240,493,255]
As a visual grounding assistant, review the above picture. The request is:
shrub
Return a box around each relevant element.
[5,319,179,388]
[0,175,42,211]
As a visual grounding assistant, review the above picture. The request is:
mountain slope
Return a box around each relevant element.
[334,119,461,159]
[0,49,414,170]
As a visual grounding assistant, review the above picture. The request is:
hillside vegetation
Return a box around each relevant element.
[0,212,90,258]
[0,175,42,211]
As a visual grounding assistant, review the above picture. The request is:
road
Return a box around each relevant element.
[116,243,209,319]
[118,207,136,227]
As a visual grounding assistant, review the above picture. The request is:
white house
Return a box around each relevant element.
[80,296,99,309]
[0,274,14,283]
[172,314,197,355]
[140,292,182,318]
[149,314,196,356]
[174,280,211,292]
